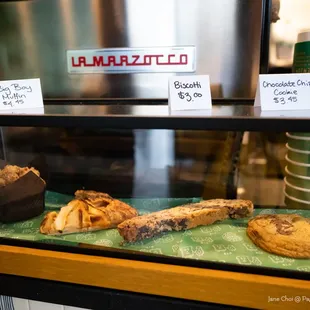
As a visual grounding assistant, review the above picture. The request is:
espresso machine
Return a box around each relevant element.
[0,0,270,198]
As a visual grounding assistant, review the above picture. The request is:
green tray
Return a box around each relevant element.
[0,191,309,272]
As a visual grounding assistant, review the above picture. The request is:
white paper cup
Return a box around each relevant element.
[284,177,310,201]
[286,133,310,150]
[288,132,310,138]
[285,166,310,189]
[285,165,310,179]
[286,143,310,164]
[284,190,310,209]
[286,132,310,140]
[286,155,310,176]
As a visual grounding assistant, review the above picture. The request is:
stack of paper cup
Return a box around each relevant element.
[285,30,310,209]
[285,132,310,209]
[293,29,310,73]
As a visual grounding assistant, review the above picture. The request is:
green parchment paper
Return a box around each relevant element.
[0,191,309,272]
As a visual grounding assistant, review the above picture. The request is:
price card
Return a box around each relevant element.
[0,78,43,111]
[254,73,310,111]
[168,75,212,111]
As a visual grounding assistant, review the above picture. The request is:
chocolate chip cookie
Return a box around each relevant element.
[247,214,310,258]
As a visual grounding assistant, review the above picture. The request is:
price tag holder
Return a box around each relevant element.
[0,78,43,111]
[168,75,212,111]
[254,73,310,111]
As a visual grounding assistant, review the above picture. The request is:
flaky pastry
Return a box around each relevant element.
[40,190,138,235]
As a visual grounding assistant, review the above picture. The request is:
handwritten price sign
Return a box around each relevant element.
[168,75,212,111]
[178,90,203,102]
[273,96,297,105]
[254,73,310,111]
[0,78,43,111]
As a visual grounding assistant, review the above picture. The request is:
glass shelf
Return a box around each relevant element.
[0,103,310,131]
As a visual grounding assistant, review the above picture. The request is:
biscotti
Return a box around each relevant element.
[118,199,253,243]
[247,214,310,258]
[40,190,138,235]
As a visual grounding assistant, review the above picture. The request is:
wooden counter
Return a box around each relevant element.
[1,245,310,309]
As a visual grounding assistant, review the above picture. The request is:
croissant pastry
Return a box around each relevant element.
[40,190,138,235]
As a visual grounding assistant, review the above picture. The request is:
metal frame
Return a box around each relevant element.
[0,273,246,310]
[0,102,310,131]
[0,236,308,281]
[0,3,306,308]
[260,0,271,74]
[0,128,5,161]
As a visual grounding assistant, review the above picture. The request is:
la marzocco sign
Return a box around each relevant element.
[67,46,196,74]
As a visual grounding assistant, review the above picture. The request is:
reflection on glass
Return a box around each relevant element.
[0,127,309,274]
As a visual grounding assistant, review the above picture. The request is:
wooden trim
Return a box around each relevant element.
[0,245,309,310]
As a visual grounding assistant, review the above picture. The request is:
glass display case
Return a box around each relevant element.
[1,0,309,309]
[0,101,310,309]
